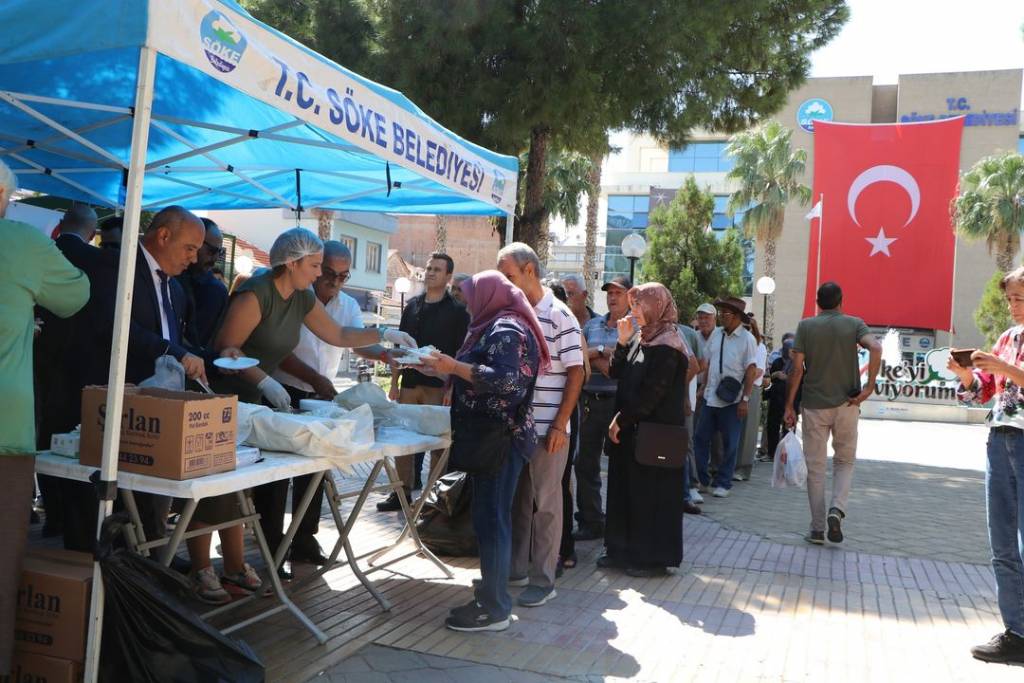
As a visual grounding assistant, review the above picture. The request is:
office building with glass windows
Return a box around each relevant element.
[555,68,1023,354]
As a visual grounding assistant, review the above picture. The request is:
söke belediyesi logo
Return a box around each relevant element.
[200,11,247,73]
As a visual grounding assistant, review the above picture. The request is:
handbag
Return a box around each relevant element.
[714,330,743,403]
[449,414,512,476]
[634,421,688,469]
[449,381,535,476]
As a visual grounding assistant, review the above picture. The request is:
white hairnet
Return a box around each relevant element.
[269,227,323,267]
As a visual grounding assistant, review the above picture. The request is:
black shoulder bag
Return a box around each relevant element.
[450,377,536,477]
[714,330,743,403]
[625,342,688,469]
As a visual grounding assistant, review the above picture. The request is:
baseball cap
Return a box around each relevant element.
[696,302,716,316]
[601,275,633,292]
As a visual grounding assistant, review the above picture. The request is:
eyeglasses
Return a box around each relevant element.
[321,268,351,284]
[202,242,226,259]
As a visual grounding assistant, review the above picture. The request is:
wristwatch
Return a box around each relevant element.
[741,395,750,402]
[597,344,605,355]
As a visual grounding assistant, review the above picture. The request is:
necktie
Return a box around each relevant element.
[156,270,180,346]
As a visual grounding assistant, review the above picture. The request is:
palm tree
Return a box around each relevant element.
[725,121,811,341]
[518,149,594,263]
[952,153,1024,273]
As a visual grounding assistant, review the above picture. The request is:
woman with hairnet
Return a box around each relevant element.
[210,227,416,580]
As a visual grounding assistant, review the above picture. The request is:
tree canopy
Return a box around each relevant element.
[243,0,849,250]
[643,177,746,321]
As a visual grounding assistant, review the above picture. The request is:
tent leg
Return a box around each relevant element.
[83,45,156,683]
[505,211,514,245]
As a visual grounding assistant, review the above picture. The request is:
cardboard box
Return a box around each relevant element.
[1,651,81,683]
[79,386,237,480]
[14,552,93,663]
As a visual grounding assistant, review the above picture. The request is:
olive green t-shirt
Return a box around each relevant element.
[212,270,316,403]
[792,310,870,410]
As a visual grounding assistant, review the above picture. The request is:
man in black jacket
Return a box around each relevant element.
[35,204,109,543]
[177,217,228,351]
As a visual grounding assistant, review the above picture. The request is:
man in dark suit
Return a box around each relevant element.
[127,206,207,386]
[34,203,111,545]
[124,206,207,544]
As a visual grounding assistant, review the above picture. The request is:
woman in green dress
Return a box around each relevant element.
[0,160,89,675]
[182,228,414,596]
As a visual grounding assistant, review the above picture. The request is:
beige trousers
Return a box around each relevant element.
[511,441,569,589]
[396,384,447,491]
[801,405,859,533]
[0,455,35,675]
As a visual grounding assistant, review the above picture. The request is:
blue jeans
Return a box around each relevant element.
[471,448,526,620]
[987,428,1024,636]
[694,403,742,490]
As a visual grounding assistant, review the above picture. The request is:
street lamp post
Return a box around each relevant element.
[394,276,412,312]
[620,232,648,283]
[756,275,776,336]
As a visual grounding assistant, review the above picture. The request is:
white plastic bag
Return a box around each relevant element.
[244,404,375,469]
[235,402,273,445]
[334,383,451,436]
[772,430,807,489]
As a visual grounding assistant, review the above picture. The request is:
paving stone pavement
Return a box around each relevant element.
[312,419,1016,682]
[699,418,991,564]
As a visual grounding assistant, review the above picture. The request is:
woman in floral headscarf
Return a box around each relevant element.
[601,283,689,577]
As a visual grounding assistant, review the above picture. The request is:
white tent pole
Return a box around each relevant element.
[83,45,156,683]
[505,211,514,245]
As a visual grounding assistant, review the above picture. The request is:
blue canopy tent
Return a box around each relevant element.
[0,1,518,678]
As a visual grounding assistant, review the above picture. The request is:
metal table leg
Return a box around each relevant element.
[158,499,197,567]
[366,449,453,579]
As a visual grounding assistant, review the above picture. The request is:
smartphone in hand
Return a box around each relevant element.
[951,348,977,368]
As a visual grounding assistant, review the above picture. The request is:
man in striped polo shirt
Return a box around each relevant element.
[498,243,585,608]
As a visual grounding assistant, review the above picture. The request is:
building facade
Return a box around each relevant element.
[567,68,1023,353]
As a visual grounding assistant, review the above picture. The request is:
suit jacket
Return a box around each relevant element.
[126,247,190,385]
[35,234,118,441]
[177,269,228,351]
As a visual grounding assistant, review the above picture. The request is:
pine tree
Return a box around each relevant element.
[643,177,746,320]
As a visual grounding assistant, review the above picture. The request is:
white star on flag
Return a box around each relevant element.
[865,227,897,257]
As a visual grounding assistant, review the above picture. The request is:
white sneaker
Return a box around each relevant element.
[192,566,232,605]
[688,488,704,504]
[712,487,730,498]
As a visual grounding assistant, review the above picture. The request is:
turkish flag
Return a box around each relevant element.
[802,118,964,330]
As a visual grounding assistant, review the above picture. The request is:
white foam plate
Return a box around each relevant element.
[214,357,260,370]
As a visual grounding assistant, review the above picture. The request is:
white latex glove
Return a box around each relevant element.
[257,375,292,412]
[383,328,417,349]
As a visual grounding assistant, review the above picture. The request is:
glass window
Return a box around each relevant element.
[366,242,382,273]
[340,235,357,268]
[668,141,734,173]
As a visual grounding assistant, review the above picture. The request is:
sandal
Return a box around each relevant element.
[560,553,577,570]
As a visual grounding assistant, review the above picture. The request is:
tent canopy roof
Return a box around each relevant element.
[0,0,517,216]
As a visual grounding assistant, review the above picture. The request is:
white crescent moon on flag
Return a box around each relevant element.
[847,165,920,227]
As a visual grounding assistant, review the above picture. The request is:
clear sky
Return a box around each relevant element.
[810,0,1023,99]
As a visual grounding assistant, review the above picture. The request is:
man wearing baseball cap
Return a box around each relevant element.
[573,275,632,541]
[694,296,758,498]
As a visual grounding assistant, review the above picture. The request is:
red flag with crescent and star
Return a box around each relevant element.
[802,118,964,330]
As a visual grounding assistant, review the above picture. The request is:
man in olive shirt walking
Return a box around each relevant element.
[785,282,881,545]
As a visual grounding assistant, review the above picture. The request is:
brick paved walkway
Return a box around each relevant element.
[308,418,1014,682]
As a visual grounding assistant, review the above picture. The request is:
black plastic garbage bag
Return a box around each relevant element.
[417,472,477,557]
[97,514,265,682]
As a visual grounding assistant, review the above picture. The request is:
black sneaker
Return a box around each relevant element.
[596,554,625,569]
[375,490,410,512]
[827,508,844,543]
[805,530,825,545]
[683,501,702,515]
[971,629,1024,665]
[291,538,329,565]
[444,601,511,632]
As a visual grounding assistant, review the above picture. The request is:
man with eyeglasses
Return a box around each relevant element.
[377,252,469,512]
[177,217,228,351]
[272,240,397,564]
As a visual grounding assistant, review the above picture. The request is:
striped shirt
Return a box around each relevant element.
[532,289,584,436]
